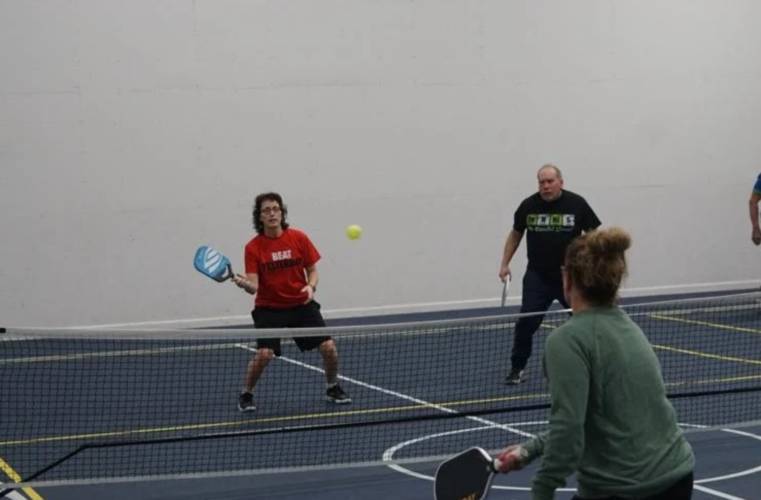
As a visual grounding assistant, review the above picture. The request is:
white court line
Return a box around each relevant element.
[381,424,580,492]
[693,485,746,500]
[385,422,761,497]
[237,345,535,440]
[0,487,28,500]
[240,346,761,499]
[690,426,761,485]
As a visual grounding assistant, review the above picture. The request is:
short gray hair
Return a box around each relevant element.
[537,163,562,179]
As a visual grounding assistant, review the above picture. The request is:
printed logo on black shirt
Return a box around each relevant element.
[526,213,576,232]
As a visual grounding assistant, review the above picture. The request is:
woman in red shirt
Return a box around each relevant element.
[232,192,351,411]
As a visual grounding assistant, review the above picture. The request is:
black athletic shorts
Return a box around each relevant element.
[251,301,330,356]
[572,471,693,500]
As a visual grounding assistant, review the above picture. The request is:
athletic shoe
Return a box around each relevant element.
[505,369,525,385]
[326,384,352,404]
[238,392,256,411]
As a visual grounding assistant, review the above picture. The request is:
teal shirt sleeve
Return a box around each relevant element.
[754,173,761,195]
[530,330,591,500]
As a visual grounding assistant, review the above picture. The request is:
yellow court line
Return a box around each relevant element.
[0,456,43,500]
[649,313,761,335]
[652,344,761,366]
[7,364,754,448]
[0,344,241,365]
[0,393,549,447]
[665,373,761,387]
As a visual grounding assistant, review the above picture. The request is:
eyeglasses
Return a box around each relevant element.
[261,206,281,215]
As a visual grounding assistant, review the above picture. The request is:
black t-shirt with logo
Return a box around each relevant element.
[514,190,601,278]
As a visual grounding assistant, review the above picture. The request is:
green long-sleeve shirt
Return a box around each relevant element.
[522,306,694,500]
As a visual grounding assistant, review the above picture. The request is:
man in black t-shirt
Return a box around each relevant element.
[499,164,601,384]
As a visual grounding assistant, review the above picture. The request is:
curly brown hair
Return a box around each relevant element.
[564,227,631,306]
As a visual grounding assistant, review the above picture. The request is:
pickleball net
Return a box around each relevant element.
[1,291,759,491]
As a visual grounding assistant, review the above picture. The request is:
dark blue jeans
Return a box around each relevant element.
[510,268,568,371]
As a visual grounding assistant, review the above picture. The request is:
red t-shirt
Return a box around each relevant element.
[244,228,321,308]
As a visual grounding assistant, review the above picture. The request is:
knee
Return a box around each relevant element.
[255,348,275,363]
[515,317,541,335]
[319,339,337,356]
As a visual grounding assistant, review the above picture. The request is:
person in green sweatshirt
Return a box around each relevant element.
[495,226,694,500]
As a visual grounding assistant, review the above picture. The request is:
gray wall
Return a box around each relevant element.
[2,1,760,328]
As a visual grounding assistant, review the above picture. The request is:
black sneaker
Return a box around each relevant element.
[238,392,256,411]
[505,369,524,385]
[326,384,352,404]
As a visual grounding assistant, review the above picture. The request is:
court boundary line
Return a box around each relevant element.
[650,313,761,335]
[0,456,43,500]
[386,422,761,498]
[652,344,761,366]
[239,345,536,438]
[3,292,759,492]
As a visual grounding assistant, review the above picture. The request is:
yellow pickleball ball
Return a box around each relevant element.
[345,224,363,240]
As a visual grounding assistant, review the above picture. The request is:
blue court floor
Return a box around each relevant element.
[30,420,761,500]
[4,290,761,500]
